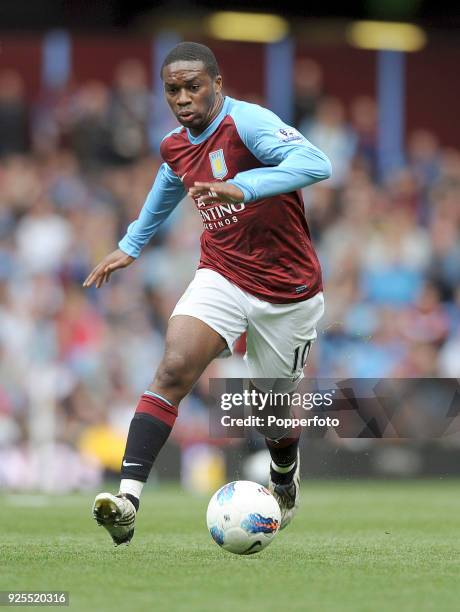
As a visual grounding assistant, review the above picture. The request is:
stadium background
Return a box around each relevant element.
[0,0,459,496]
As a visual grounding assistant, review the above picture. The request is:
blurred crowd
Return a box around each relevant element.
[0,56,459,491]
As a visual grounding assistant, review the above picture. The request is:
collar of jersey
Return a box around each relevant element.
[186,96,231,145]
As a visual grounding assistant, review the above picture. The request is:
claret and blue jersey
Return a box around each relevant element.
[119,96,332,303]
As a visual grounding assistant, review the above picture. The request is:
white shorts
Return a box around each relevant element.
[171,268,324,392]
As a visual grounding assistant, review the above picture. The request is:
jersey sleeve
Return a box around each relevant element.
[118,163,186,258]
[228,102,332,203]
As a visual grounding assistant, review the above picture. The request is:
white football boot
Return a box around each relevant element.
[268,451,300,530]
[92,492,136,546]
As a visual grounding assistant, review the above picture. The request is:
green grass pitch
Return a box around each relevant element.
[1,480,459,611]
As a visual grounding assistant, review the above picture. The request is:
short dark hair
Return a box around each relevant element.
[161,42,220,79]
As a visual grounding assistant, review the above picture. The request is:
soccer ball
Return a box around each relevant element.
[206,480,281,555]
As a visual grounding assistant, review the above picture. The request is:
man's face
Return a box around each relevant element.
[162,60,222,132]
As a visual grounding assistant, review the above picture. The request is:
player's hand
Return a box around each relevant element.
[188,181,244,206]
[83,248,135,289]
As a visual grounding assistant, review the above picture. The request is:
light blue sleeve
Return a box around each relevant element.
[118,163,186,258]
[228,101,332,203]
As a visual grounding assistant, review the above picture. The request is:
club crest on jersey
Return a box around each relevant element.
[275,127,303,143]
[209,149,228,179]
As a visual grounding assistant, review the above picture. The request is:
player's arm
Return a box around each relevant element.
[227,103,332,202]
[83,163,185,288]
[188,103,331,206]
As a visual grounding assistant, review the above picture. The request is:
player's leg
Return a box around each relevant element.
[248,374,303,530]
[94,314,226,545]
[119,314,227,503]
[246,291,324,528]
[94,269,247,545]
[248,378,301,475]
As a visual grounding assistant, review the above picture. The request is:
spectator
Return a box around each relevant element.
[109,59,151,164]
[0,70,29,157]
[302,96,356,187]
[68,81,113,170]
[349,96,377,177]
[293,58,324,130]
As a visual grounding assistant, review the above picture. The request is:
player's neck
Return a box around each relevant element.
[189,94,224,137]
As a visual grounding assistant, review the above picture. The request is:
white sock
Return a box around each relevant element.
[119,479,144,500]
[271,460,296,474]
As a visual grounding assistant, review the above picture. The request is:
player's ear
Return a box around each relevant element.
[214,75,223,94]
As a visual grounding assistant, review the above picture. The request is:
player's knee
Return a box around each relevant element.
[154,352,193,395]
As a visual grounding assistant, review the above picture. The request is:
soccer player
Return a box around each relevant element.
[84,42,331,545]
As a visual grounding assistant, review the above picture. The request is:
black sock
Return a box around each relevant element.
[265,432,300,467]
[121,393,178,484]
[265,430,300,485]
